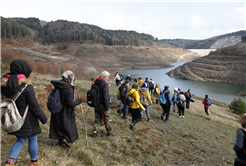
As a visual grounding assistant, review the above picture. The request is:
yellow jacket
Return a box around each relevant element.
[139,88,152,105]
[127,89,145,110]
[137,79,144,88]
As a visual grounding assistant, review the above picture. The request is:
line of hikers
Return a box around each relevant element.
[1,59,213,166]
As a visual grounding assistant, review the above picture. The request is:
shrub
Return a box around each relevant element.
[229,97,246,114]
[90,76,95,81]
[1,58,10,70]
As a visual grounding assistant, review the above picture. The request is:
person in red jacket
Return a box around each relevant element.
[202,95,212,115]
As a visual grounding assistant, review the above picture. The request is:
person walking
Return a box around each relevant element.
[154,83,161,104]
[92,71,117,137]
[127,83,146,131]
[172,87,178,112]
[139,83,153,121]
[202,95,212,115]
[49,70,82,148]
[114,73,121,86]
[177,92,186,118]
[119,80,130,119]
[233,113,246,165]
[185,89,193,109]
[149,79,155,95]
[137,77,144,88]
[145,77,150,89]
[2,59,47,166]
[160,85,172,122]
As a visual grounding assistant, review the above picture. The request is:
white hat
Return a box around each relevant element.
[174,87,178,91]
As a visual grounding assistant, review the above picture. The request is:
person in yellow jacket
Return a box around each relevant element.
[137,77,144,88]
[127,83,145,131]
[139,83,153,122]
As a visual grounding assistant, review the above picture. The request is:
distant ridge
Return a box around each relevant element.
[160,30,246,49]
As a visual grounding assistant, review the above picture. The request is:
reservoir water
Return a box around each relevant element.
[117,61,246,104]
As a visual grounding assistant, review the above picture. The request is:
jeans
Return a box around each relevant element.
[121,99,128,112]
[161,105,170,121]
[141,104,150,119]
[173,102,177,112]
[8,135,38,160]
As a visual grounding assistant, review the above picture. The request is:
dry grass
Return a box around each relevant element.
[1,75,241,166]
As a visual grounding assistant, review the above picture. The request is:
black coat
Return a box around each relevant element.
[49,80,82,143]
[119,84,128,100]
[1,78,47,136]
[94,78,110,111]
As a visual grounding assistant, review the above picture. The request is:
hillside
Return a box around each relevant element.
[1,38,201,78]
[167,41,246,86]
[161,30,246,49]
[1,73,241,165]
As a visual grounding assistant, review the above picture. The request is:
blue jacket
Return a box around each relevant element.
[234,124,246,164]
[172,91,178,103]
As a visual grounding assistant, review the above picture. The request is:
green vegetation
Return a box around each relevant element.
[1,58,10,70]
[229,97,246,115]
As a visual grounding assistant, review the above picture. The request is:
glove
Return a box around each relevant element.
[78,99,82,104]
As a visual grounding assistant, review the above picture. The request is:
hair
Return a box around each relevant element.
[124,79,130,85]
[205,95,208,98]
[101,71,110,78]
[139,77,141,79]
[164,85,169,91]
[146,77,148,80]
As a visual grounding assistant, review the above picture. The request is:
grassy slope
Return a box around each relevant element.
[1,73,241,166]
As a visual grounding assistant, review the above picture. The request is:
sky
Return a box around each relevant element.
[0,0,245,40]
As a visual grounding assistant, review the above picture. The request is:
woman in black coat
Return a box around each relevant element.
[1,59,47,166]
[49,70,82,147]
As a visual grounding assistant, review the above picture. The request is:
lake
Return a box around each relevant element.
[117,61,246,104]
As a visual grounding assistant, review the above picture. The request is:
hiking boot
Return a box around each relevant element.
[5,160,15,166]
[179,116,181,118]
[147,118,150,122]
[130,124,136,131]
[62,138,71,147]
[57,139,63,145]
[161,116,164,120]
[92,132,100,137]
[107,133,117,137]
[123,115,127,119]
[29,159,41,166]
[164,120,168,122]
[182,116,185,118]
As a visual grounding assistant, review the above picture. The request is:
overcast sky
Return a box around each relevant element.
[1,0,245,40]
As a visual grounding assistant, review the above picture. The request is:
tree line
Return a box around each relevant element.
[1,17,165,47]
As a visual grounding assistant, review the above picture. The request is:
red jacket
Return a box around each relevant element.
[203,99,212,108]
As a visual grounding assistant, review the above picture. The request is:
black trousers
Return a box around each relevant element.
[204,107,209,115]
[178,106,184,116]
[234,158,246,166]
[129,108,141,124]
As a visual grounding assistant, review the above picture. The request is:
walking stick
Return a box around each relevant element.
[76,89,89,150]
[117,104,125,119]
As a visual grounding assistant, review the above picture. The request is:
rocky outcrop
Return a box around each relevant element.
[210,36,241,49]
[167,42,246,86]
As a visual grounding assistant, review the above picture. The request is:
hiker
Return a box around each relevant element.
[233,113,246,165]
[177,92,186,118]
[49,70,82,148]
[137,77,144,88]
[149,79,155,95]
[1,59,47,166]
[160,85,172,122]
[145,77,150,89]
[185,89,194,109]
[118,79,131,119]
[139,83,153,121]
[134,78,137,83]
[114,73,121,86]
[172,87,178,112]
[154,83,161,104]
[178,88,182,95]
[127,83,146,131]
[92,71,117,137]
[91,77,105,126]
[202,95,212,115]
[125,75,131,81]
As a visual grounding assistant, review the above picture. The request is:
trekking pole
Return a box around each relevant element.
[117,104,125,119]
[76,89,89,150]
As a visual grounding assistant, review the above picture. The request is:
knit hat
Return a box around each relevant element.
[132,83,139,89]
[156,83,159,86]
[142,83,147,87]
[174,87,178,91]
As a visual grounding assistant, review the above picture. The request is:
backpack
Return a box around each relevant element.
[87,81,101,107]
[156,87,160,95]
[125,91,136,106]
[116,89,121,100]
[159,90,168,105]
[177,100,185,107]
[47,88,63,114]
[179,94,186,102]
[185,92,189,97]
[140,93,147,106]
[149,82,154,89]
[1,84,29,133]
[206,98,211,106]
